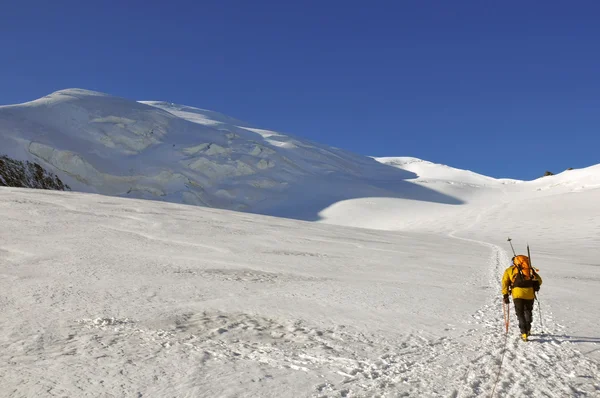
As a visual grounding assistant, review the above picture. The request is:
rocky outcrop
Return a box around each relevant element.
[0,155,70,190]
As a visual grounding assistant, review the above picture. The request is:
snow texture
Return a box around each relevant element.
[1,184,599,397]
[1,89,600,397]
[0,89,460,221]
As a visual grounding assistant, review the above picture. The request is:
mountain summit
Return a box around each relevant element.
[0,89,460,220]
[1,89,599,228]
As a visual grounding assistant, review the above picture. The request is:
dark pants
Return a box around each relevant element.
[513,298,534,334]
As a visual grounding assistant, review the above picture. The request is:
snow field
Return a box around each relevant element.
[1,187,599,397]
[1,88,600,397]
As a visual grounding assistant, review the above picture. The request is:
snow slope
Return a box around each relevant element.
[1,187,599,397]
[2,89,598,229]
[0,89,462,221]
[1,88,600,397]
[317,157,600,231]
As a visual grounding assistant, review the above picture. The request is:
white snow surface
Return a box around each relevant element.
[2,89,598,226]
[1,89,600,396]
[318,157,600,231]
[1,89,444,220]
[1,184,599,397]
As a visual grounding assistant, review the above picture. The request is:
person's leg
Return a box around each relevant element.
[513,299,527,334]
[524,299,534,334]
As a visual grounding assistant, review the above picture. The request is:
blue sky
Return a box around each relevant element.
[2,1,599,180]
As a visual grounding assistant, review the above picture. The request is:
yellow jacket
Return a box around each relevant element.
[501,266,542,300]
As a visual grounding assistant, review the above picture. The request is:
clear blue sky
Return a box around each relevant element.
[2,1,599,180]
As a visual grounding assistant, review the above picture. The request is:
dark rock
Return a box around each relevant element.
[0,155,70,190]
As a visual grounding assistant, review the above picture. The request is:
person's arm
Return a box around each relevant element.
[533,273,542,291]
[501,269,511,295]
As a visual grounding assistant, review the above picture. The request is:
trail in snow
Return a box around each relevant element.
[1,188,599,397]
[450,242,598,397]
[446,208,600,398]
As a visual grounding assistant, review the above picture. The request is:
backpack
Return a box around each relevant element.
[511,255,540,290]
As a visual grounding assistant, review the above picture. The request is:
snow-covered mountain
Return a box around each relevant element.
[1,89,600,396]
[2,89,599,228]
[0,89,447,221]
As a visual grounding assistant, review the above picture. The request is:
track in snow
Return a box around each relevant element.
[447,230,600,397]
[1,189,599,397]
[5,244,594,398]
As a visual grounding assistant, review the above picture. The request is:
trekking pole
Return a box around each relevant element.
[507,237,517,256]
[535,293,544,334]
[528,244,545,334]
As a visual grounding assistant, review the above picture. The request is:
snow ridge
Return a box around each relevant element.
[1,89,445,220]
[1,88,600,229]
